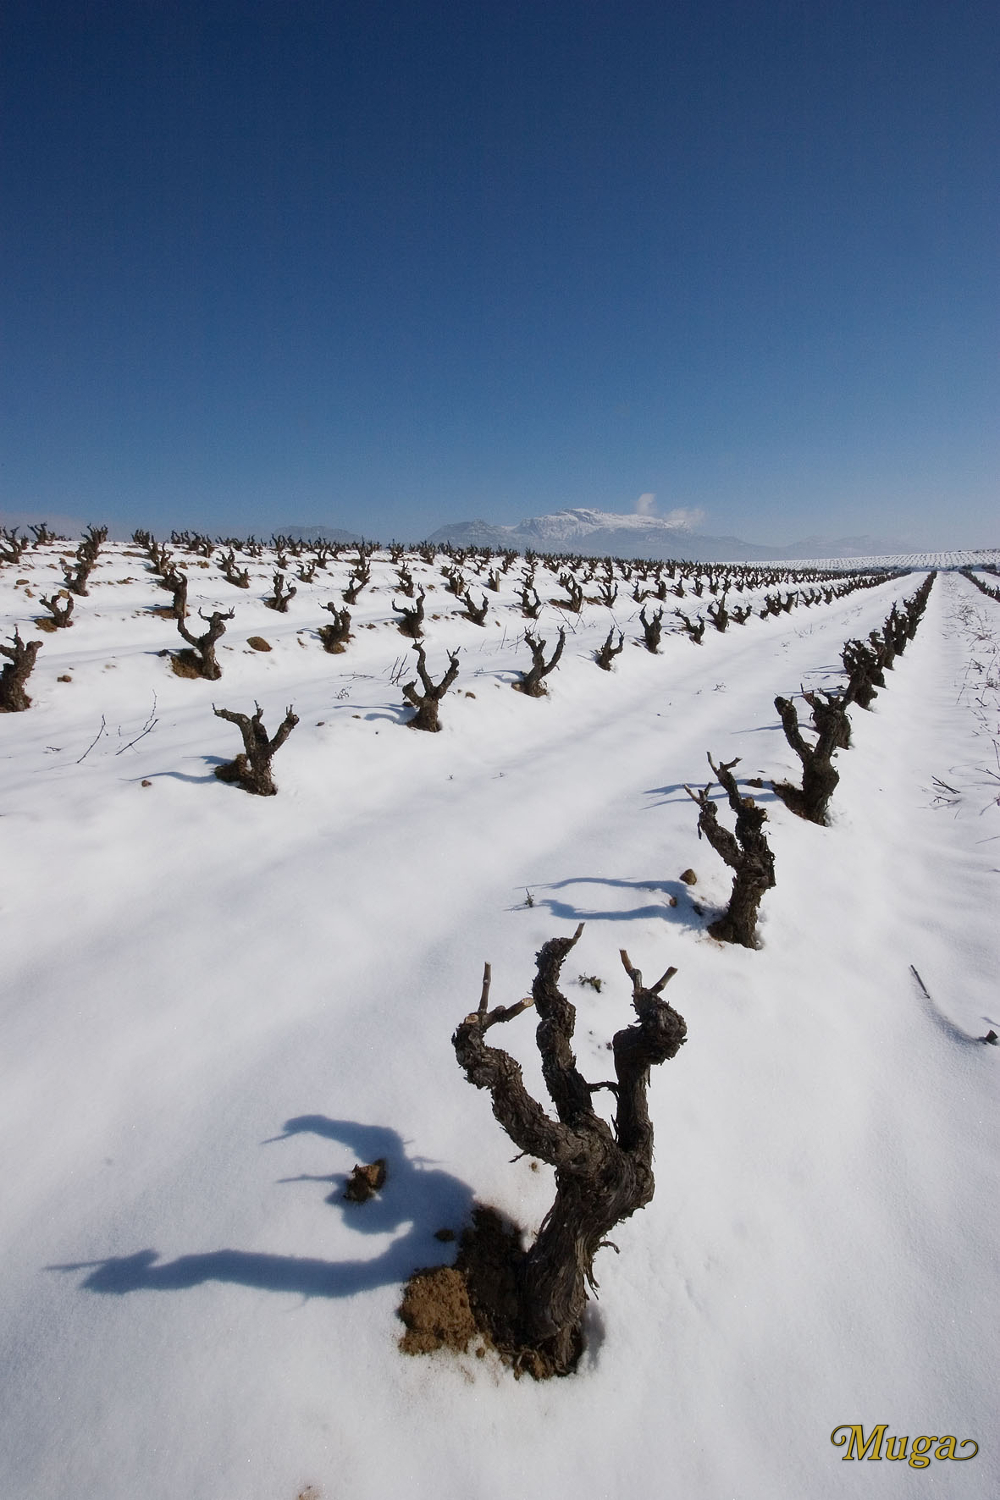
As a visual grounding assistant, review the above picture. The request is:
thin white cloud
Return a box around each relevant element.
[634,492,656,516]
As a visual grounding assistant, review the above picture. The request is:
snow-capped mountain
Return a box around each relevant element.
[427,508,914,563]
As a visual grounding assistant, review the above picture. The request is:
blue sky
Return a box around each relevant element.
[2,0,997,547]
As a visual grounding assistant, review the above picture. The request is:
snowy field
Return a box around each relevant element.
[1,538,998,1499]
[778,548,1000,571]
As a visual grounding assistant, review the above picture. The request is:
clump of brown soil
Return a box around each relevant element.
[169,650,203,678]
[397,1206,573,1380]
[397,1266,480,1356]
[343,1158,387,1203]
[247,636,272,651]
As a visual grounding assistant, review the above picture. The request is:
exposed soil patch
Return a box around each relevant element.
[397,1265,479,1356]
[169,650,203,679]
[397,1206,573,1380]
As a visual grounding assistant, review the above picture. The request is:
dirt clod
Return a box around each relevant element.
[169,651,203,678]
[398,1205,569,1380]
[680,868,698,885]
[343,1158,387,1203]
[246,636,272,652]
[397,1266,479,1355]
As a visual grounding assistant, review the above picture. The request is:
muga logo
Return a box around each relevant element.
[831,1425,978,1467]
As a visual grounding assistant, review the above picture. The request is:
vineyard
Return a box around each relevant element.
[2,529,998,1498]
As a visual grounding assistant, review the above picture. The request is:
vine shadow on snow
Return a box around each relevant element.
[144,757,229,785]
[357,703,415,726]
[530,876,706,932]
[642,779,782,809]
[48,1118,475,1301]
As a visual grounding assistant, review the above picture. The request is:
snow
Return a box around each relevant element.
[781,548,1000,571]
[516,506,695,541]
[1,542,997,1498]
[434,505,699,544]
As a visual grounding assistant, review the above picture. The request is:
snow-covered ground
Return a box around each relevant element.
[1,542,997,1499]
[778,548,1000,571]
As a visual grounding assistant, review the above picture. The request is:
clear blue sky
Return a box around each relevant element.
[2,0,997,547]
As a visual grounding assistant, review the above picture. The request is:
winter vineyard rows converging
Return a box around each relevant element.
[2,523,997,1379]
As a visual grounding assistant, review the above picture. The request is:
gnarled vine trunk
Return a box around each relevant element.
[686,755,776,946]
[0,630,42,711]
[213,701,298,794]
[450,925,687,1375]
[770,691,848,824]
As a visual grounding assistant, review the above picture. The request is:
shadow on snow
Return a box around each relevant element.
[47,1117,474,1301]
[526,875,707,930]
[642,778,782,807]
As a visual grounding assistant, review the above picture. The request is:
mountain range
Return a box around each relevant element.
[424,507,914,562]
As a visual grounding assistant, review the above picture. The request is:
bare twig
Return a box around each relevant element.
[115,695,159,755]
[77,716,108,763]
[909,965,932,1001]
